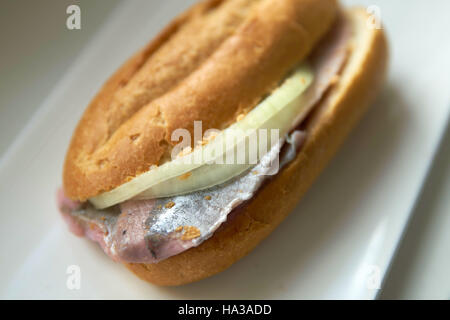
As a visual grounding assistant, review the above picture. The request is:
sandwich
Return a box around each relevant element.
[58,0,389,286]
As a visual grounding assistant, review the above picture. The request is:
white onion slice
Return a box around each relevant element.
[90,64,313,209]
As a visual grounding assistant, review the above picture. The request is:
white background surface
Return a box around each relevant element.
[0,0,449,299]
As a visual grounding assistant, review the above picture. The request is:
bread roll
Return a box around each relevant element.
[125,8,389,286]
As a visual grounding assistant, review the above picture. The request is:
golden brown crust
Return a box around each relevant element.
[126,8,389,286]
[63,0,338,200]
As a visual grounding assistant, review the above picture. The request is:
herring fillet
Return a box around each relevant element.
[61,134,301,263]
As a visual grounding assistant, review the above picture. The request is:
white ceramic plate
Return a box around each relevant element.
[1,0,450,299]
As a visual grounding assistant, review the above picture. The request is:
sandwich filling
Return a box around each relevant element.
[58,16,351,264]
[89,63,314,209]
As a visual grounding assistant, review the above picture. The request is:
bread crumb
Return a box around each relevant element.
[205,131,218,141]
[197,139,208,147]
[236,113,246,122]
[204,195,211,200]
[300,77,306,85]
[174,226,183,232]
[157,204,162,210]
[165,201,175,209]
[252,170,259,175]
[178,172,192,180]
[177,146,192,158]
[181,226,201,240]
[198,131,219,147]
[100,216,106,221]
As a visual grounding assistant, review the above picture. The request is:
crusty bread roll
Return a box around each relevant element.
[60,0,388,286]
[125,8,389,286]
[63,0,338,201]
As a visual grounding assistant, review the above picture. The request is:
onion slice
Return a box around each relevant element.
[90,64,313,209]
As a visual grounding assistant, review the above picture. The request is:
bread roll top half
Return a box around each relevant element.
[63,0,338,201]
